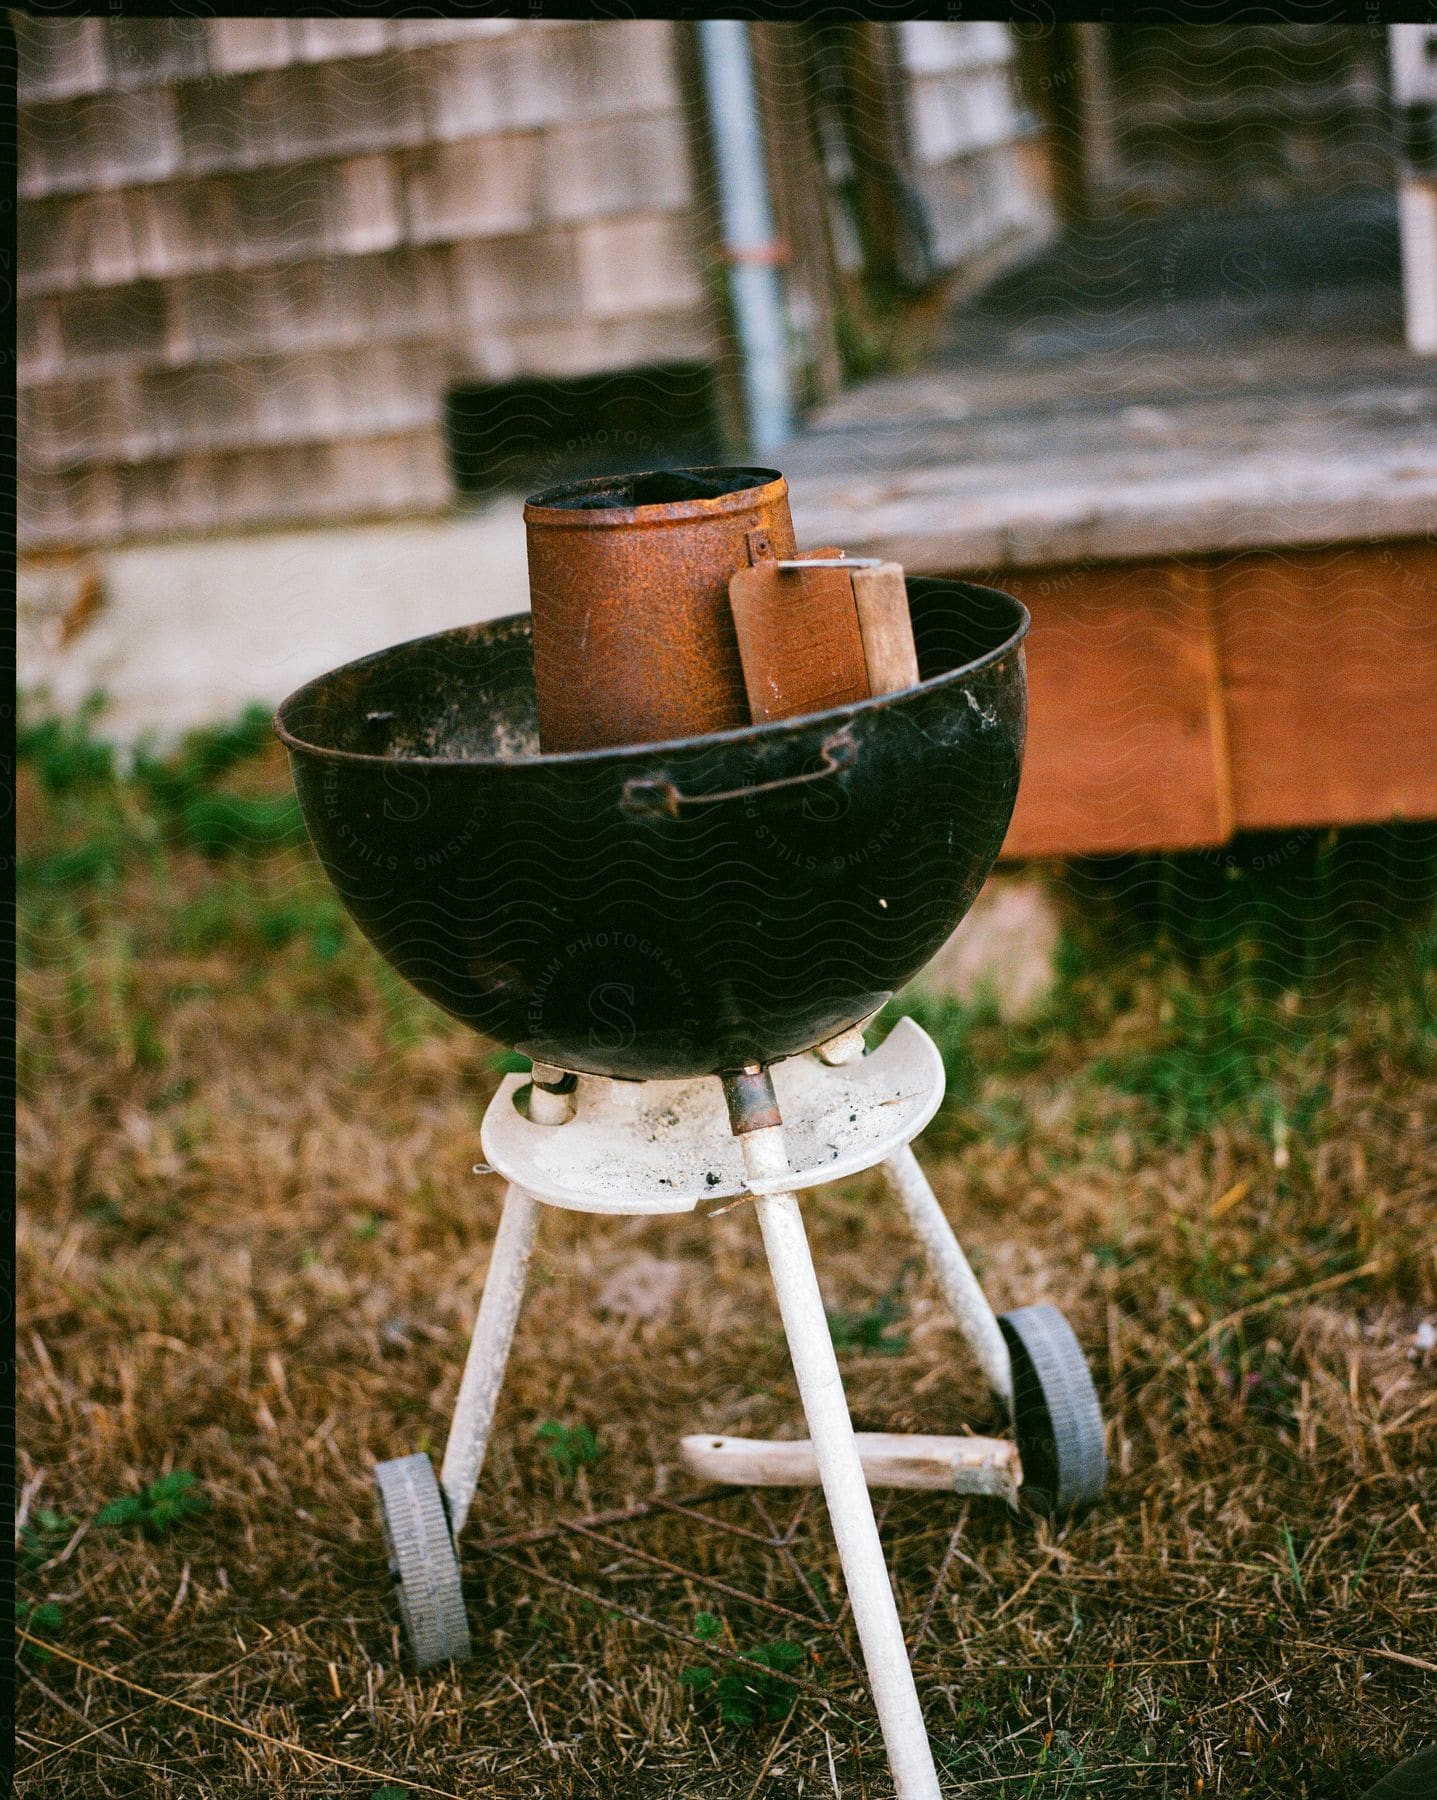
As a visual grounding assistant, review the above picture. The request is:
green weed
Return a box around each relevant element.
[17,1507,78,1571]
[1088,984,1285,1144]
[679,1612,810,1727]
[15,1598,64,1663]
[827,1265,912,1356]
[1346,1525,1382,1606]
[1279,1521,1308,1603]
[128,1010,166,1069]
[19,838,128,890]
[174,791,303,859]
[142,704,275,791]
[19,693,117,794]
[171,888,348,961]
[19,692,303,894]
[374,959,442,1050]
[1066,827,1437,980]
[535,1421,602,1479]
[97,1471,209,1538]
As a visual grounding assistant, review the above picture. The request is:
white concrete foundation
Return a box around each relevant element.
[18,498,529,746]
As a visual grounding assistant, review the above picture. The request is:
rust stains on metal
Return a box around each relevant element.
[721,1065,783,1136]
[525,466,797,753]
[729,559,872,723]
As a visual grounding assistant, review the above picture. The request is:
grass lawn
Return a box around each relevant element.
[14,699,1437,1797]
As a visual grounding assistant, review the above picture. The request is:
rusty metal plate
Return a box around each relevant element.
[728,561,872,723]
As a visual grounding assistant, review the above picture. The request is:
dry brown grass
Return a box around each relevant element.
[15,736,1437,1797]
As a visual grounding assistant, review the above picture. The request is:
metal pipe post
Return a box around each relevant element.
[884,1144,1012,1406]
[696,19,796,455]
[439,1183,541,1538]
[733,1101,939,1800]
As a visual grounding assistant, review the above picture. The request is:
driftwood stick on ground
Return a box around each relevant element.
[680,1432,1021,1506]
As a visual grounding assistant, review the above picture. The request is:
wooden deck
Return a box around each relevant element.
[785,202,1437,857]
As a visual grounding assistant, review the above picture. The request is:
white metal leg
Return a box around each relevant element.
[884,1144,1012,1407]
[751,1163,941,1798]
[439,1183,541,1539]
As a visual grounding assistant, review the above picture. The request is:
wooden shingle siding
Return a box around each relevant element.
[22,463,123,545]
[288,19,400,67]
[1100,25,1392,211]
[425,23,682,139]
[447,232,584,334]
[24,346,447,472]
[162,254,455,369]
[15,16,111,101]
[18,158,421,297]
[204,18,299,81]
[204,19,520,81]
[19,219,701,365]
[538,114,696,225]
[103,19,211,92]
[404,137,543,243]
[16,289,66,385]
[18,18,711,547]
[575,216,705,321]
[20,83,185,196]
[14,15,525,99]
[17,21,685,221]
[461,311,715,387]
[18,18,1053,549]
[895,22,1052,280]
[21,432,453,545]
[898,21,1013,78]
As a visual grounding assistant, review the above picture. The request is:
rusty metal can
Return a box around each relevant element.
[525,466,797,752]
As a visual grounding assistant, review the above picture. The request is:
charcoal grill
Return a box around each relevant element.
[277,560,1107,1800]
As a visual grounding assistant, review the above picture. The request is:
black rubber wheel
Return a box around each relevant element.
[1357,1746,1437,1800]
[998,1305,1107,1518]
[374,1453,472,1670]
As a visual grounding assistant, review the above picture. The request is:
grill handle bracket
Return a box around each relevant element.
[620,727,858,819]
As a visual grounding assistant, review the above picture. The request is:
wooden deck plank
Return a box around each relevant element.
[784,336,1437,571]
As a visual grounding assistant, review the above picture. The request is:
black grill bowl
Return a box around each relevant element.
[275,578,1028,1081]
